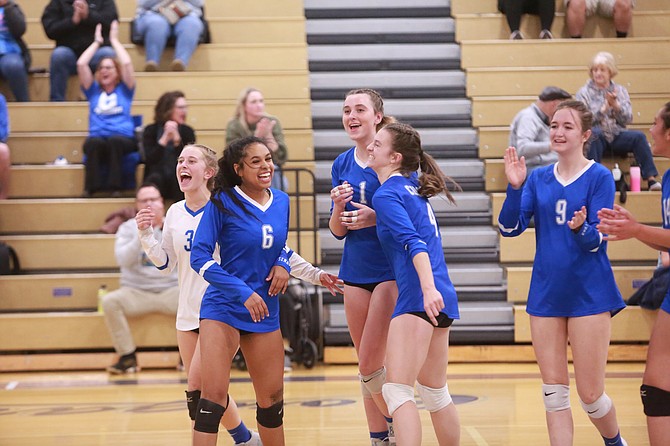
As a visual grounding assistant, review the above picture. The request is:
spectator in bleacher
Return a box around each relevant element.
[0,93,10,199]
[330,88,397,446]
[598,101,670,446]
[78,21,138,197]
[366,122,461,446]
[41,0,118,102]
[132,0,204,72]
[101,182,179,374]
[498,0,556,39]
[577,51,661,191]
[0,0,30,102]
[499,100,628,446]
[226,87,288,190]
[143,90,195,202]
[509,86,572,175]
[565,0,634,38]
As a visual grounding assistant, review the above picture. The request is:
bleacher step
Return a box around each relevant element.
[306,17,454,44]
[310,70,465,100]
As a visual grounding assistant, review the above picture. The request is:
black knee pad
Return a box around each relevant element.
[185,390,201,421]
[256,400,284,428]
[641,384,670,417]
[194,398,226,433]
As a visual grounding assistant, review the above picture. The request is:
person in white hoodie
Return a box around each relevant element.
[509,86,572,176]
[101,182,179,374]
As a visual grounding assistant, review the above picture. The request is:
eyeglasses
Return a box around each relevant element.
[137,196,162,204]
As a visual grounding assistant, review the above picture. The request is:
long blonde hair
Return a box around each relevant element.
[233,87,263,134]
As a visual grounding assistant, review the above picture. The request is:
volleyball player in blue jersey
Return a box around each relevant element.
[189,136,292,446]
[597,102,670,446]
[499,100,627,446]
[330,89,397,444]
[367,122,461,446]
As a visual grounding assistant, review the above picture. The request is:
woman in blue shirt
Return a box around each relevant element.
[367,122,460,446]
[499,100,627,446]
[77,21,137,197]
[190,136,292,446]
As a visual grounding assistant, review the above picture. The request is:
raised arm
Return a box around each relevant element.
[108,20,135,89]
[76,23,102,90]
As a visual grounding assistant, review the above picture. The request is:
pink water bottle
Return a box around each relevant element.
[629,166,641,192]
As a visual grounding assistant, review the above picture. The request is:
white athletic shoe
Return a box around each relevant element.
[621,438,628,446]
[238,430,262,445]
[370,439,389,445]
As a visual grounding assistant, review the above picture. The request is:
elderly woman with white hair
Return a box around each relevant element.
[576,51,661,191]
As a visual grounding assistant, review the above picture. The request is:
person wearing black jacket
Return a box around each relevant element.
[143,90,196,202]
[42,0,118,101]
[0,0,30,102]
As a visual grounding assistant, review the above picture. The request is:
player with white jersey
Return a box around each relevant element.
[498,100,627,446]
[136,144,261,445]
[138,143,341,446]
[367,122,460,446]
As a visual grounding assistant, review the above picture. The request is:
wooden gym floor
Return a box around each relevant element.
[0,362,650,445]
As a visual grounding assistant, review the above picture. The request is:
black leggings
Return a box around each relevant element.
[83,135,137,193]
[502,0,555,32]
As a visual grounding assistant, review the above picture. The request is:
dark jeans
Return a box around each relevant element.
[501,0,555,31]
[84,136,138,193]
[587,127,658,179]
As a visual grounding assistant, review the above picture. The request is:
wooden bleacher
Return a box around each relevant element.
[450,0,668,356]
[0,1,313,371]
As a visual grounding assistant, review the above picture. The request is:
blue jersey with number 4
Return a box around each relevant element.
[498,161,624,317]
[191,186,289,332]
[331,147,394,283]
[373,175,459,319]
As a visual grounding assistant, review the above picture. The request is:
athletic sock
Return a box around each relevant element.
[603,431,624,446]
[228,421,252,444]
[370,430,388,441]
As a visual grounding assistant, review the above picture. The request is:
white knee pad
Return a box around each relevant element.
[359,379,372,398]
[416,382,453,412]
[580,392,612,419]
[382,383,415,416]
[542,384,571,412]
[360,367,386,394]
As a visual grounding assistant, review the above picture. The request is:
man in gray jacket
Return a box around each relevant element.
[509,86,572,174]
[101,183,179,374]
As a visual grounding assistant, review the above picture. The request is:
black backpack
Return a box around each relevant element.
[627,266,670,310]
[0,242,20,274]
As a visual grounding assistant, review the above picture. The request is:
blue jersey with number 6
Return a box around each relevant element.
[331,147,394,283]
[191,186,289,332]
[373,175,459,319]
[498,161,624,317]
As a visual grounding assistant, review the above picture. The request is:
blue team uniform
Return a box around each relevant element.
[498,161,625,317]
[373,175,460,320]
[661,170,670,314]
[331,148,394,283]
[190,186,290,332]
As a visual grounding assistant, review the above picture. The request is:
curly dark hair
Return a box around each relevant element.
[210,136,270,219]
